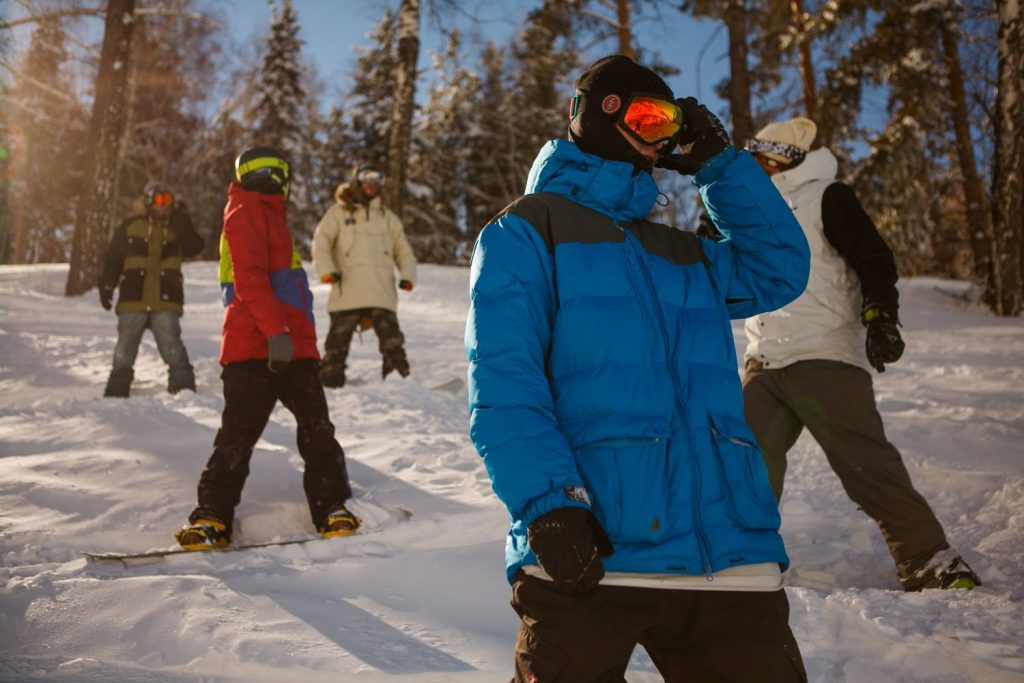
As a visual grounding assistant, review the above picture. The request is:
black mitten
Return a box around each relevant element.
[655,98,731,175]
[527,507,613,596]
[862,303,905,372]
[98,286,114,311]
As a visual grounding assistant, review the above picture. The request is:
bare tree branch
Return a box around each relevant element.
[1,6,221,31]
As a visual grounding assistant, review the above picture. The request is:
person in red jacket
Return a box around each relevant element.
[176,146,359,550]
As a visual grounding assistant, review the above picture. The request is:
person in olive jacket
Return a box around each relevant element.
[98,182,204,397]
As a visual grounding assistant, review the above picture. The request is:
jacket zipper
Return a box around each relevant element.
[621,227,715,580]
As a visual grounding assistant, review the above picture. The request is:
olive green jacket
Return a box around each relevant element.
[98,205,204,315]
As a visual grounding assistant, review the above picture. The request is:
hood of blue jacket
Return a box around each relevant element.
[524,140,660,223]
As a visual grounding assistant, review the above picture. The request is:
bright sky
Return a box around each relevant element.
[223,0,733,116]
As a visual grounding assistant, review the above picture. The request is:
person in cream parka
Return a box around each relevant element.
[312,164,417,388]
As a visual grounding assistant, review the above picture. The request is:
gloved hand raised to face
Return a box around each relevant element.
[527,507,613,596]
[267,333,293,374]
[656,98,731,176]
[862,303,905,373]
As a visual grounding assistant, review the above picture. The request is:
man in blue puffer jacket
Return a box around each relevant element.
[466,55,811,682]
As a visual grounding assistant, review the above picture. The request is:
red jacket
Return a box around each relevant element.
[218,182,319,365]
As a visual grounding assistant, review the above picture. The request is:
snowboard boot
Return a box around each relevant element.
[175,518,231,551]
[318,506,361,539]
[168,365,196,395]
[907,549,982,591]
[103,368,133,398]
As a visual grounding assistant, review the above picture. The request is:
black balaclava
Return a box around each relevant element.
[568,55,675,169]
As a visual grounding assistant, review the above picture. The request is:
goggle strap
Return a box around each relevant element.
[568,95,581,120]
[237,156,289,178]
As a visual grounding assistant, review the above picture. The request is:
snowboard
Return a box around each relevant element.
[84,507,412,567]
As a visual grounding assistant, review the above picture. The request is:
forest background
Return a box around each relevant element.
[0,0,1021,316]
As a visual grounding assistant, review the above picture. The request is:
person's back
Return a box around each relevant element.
[176,146,358,551]
[466,55,811,682]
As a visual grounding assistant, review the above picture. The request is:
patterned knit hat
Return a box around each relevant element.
[568,55,675,167]
[747,117,817,165]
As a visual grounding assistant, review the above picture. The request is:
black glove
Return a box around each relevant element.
[267,333,293,373]
[655,97,731,176]
[862,303,905,372]
[99,286,114,311]
[527,507,613,596]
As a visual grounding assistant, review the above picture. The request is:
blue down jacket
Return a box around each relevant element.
[466,140,810,584]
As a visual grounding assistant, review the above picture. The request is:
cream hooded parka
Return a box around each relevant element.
[312,177,417,313]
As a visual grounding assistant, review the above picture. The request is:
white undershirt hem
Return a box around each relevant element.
[521,562,783,592]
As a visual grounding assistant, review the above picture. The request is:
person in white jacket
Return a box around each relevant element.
[312,165,417,387]
[742,117,981,592]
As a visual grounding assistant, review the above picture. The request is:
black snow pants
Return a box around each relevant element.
[189,359,353,532]
[510,574,807,682]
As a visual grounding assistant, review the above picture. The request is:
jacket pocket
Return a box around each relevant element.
[708,413,780,530]
[574,437,677,543]
[161,269,183,305]
[119,268,145,302]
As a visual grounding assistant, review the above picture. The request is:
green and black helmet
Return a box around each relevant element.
[234,146,290,197]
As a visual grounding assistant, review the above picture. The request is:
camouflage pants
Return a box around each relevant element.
[321,308,409,387]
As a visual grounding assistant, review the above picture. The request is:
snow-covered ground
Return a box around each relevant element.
[0,262,1022,683]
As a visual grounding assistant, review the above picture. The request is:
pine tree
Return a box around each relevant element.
[464,42,516,240]
[405,29,479,262]
[308,104,353,215]
[506,0,580,187]
[251,0,305,154]
[117,0,222,247]
[246,0,317,247]
[343,10,398,179]
[8,16,86,264]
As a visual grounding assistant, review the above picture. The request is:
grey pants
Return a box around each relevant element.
[106,310,194,395]
[742,359,949,587]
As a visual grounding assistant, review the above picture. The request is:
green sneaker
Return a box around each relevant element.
[912,550,982,591]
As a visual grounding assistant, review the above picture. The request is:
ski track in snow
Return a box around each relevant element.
[0,263,1022,682]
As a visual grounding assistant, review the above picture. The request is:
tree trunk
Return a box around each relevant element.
[724,0,752,147]
[939,16,995,296]
[617,0,635,59]
[65,0,135,296]
[384,0,420,223]
[790,0,817,120]
[988,0,1023,316]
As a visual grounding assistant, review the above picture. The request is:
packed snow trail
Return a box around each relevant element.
[0,263,1022,682]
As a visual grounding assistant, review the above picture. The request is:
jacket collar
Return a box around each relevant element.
[771,147,838,195]
[227,181,287,210]
[524,140,659,222]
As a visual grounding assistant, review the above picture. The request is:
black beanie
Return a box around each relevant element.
[568,55,675,167]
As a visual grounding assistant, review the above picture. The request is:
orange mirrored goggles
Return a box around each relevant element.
[620,94,684,146]
[151,191,174,208]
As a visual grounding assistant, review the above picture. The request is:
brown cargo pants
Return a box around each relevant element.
[510,575,807,682]
[742,359,949,588]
